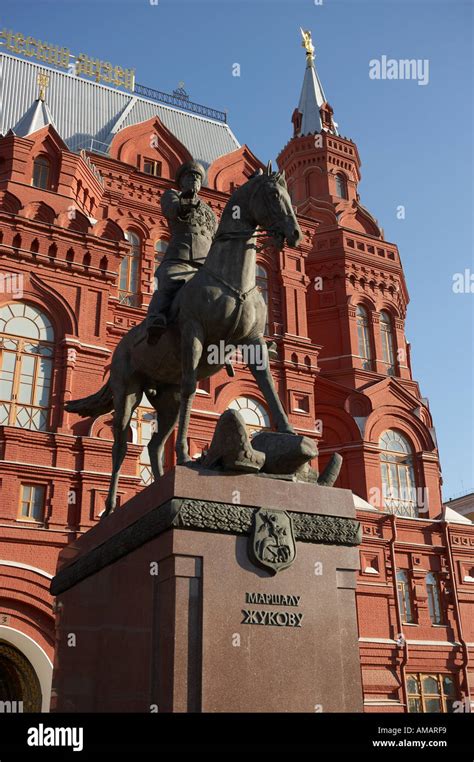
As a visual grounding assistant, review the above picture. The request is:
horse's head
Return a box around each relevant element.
[249,162,302,249]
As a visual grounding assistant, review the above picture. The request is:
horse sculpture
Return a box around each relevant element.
[65,162,303,515]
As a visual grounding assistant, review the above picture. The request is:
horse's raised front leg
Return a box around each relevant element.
[176,321,204,465]
[246,337,295,434]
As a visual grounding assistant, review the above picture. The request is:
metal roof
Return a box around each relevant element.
[12,97,57,137]
[0,52,240,168]
[297,58,338,137]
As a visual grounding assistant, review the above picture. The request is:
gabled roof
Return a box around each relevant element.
[0,52,240,168]
[359,376,422,410]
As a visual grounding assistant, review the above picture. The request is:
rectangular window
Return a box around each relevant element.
[356,307,373,370]
[407,673,457,713]
[119,232,141,306]
[32,158,50,189]
[426,574,443,625]
[143,159,161,177]
[380,455,417,517]
[19,484,45,522]
[397,571,414,623]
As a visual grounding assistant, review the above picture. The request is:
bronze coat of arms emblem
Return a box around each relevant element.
[249,509,296,574]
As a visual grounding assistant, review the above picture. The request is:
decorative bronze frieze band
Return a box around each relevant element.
[50,498,361,596]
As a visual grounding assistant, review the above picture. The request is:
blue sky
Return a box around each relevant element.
[1,0,473,499]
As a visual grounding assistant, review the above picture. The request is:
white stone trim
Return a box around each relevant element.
[60,338,111,353]
[0,560,53,580]
[359,636,462,647]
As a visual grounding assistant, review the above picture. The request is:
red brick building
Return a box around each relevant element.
[0,42,472,713]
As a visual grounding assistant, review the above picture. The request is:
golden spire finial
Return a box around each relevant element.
[37,72,50,102]
[300,28,315,64]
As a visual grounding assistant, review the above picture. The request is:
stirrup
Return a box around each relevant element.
[147,321,166,345]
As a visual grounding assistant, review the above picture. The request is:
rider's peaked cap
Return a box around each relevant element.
[176,160,206,185]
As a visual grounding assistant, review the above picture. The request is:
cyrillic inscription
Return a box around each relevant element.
[245,592,300,607]
[242,591,303,627]
[241,610,304,627]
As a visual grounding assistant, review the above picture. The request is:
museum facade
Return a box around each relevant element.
[0,43,472,713]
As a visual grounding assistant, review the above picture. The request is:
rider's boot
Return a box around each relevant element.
[146,313,167,345]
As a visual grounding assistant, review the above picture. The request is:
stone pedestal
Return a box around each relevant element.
[50,467,363,712]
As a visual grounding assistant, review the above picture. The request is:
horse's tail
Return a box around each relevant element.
[317,452,343,487]
[65,380,113,418]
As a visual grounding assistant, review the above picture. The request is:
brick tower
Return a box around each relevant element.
[277,31,443,519]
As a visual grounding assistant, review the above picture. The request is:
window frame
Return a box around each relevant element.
[18,483,46,523]
[426,572,444,625]
[131,396,157,486]
[406,673,457,713]
[379,430,418,517]
[0,303,54,431]
[380,309,396,375]
[119,230,141,307]
[335,172,348,199]
[396,570,415,624]
[228,396,270,438]
[143,158,162,177]
[32,155,51,190]
[356,304,374,370]
[153,239,168,292]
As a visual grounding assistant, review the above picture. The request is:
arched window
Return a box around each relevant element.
[356,305,373,370]
[379,430,417,516]
[228,396,270,438]
[335,172,348,199]
[380,310,396,375]
[396,570,414,623]
[256,264,269,335]
[32,156,50,190]
[153,240,168,292]
[119,231,141,306]
[0,303,54,431]
[131,394,157,486]
[426,572,443,625]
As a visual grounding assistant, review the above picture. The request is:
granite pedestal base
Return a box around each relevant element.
[50,467,363,712]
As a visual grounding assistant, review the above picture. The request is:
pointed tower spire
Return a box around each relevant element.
[13,72,58,137]
[293,29,338,137]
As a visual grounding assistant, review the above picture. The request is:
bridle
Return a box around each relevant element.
[212,176,287,245]
[203,176,289,303]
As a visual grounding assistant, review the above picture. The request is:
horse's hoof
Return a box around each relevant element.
[176,454,192,466]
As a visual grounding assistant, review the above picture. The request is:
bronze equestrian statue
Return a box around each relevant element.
[66,162,303,515]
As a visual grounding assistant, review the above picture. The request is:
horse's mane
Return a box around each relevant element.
[220,167,288,223]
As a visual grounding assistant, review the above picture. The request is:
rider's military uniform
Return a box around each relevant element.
[146,163,217,332]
